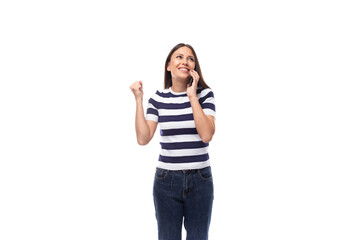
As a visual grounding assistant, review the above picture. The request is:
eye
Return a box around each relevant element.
[176,55,182,59]
[189,57,195,62]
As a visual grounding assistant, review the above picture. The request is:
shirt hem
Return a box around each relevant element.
[156,160,210,170]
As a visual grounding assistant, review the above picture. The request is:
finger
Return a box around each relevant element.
[131,82,138,89]
[191,70,199,80]
[130,82,137,89]
[190,73,198,83]
[194,71,199,79]
[132,84,142,92]
[131,81,141,89]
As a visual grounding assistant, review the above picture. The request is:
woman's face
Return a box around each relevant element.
[167,46,196,82]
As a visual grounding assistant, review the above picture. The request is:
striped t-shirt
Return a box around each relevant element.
[146,87,216,170]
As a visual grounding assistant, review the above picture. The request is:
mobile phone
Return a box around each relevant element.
[189,77,193,86]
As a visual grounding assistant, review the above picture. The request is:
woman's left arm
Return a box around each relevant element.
[187,69,215,143]
[189,96,215,143]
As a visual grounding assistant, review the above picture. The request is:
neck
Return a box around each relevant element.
[171,78,187,93]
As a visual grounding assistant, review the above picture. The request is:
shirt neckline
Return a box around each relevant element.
[169,87,187,95]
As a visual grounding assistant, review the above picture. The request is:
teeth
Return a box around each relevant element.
[179,68,188,71]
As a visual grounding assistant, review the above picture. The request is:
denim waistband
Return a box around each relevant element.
[156,166,210,174]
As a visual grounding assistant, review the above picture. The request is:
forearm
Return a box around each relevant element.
[189,97,215,143]
[135,98,151,145]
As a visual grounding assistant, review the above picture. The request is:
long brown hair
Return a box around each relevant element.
[164,43,210,89]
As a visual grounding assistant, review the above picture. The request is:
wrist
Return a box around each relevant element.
[188,95,198,102]
[135,97,143,104]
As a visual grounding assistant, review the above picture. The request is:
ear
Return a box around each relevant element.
[167,65,171,71]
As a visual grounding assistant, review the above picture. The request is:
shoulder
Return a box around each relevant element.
[197,88,215,99]
[148,88,173,106]
[149,88,172,99]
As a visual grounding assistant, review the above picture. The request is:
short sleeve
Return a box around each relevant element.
[199,89,216,119]
[146,93,159,122]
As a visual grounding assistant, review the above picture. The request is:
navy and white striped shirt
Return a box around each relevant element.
[146,87,216,170]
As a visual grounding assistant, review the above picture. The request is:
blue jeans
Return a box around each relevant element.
[153,166,214,240]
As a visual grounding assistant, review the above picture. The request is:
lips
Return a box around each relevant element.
[178,67,190,72]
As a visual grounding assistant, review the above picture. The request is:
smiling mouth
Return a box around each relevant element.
[178,67,190,72]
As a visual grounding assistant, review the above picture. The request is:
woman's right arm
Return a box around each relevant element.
[130,81,158,145]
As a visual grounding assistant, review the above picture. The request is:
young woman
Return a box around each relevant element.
[130,43,216,240]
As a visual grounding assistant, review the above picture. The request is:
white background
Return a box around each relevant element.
[1,0,359,239]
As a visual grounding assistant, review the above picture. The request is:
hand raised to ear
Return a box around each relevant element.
[187,70,199,99]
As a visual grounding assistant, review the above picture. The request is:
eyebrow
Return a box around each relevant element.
[175,53,195,58]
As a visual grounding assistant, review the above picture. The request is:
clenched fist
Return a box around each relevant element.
[129,81,144,100]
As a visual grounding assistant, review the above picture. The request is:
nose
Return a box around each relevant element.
[181,58,188,65]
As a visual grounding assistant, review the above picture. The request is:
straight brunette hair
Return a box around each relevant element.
[164,43,210,89]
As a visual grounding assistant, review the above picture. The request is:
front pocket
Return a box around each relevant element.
[155,168,169,180]
[197,167,213,180]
